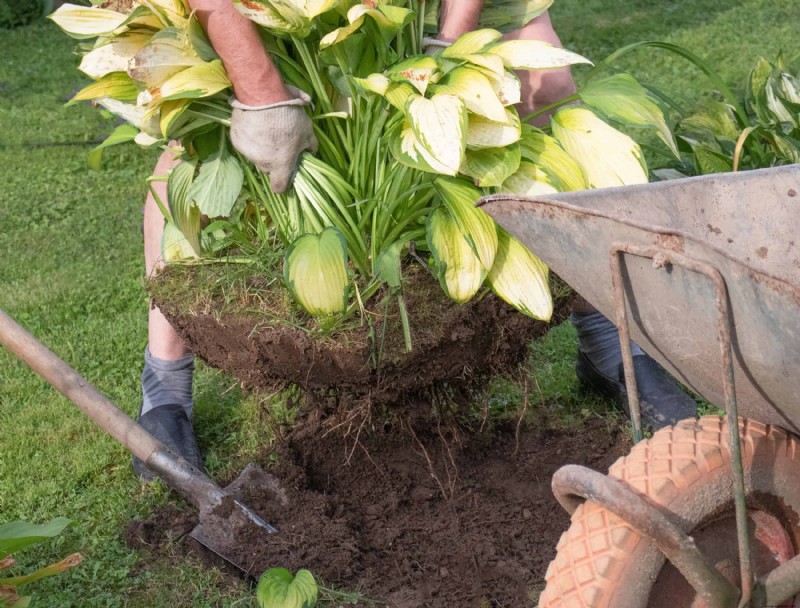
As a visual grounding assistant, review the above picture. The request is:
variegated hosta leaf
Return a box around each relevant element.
[387,56,440,96]
[87,123,138,170]
[390,122,439,173]
[128,29,203,87]
[406,94,467,175]
[163,222,200,261]
[257,568,318,608]
[427,206,486,303]
[499,161,559,195]
[492,71,521,106]
[552,106,648,188]
[69,72,139,104]
[579,74,678,157]
[484,40,591,70]
[137,0,189,29]
[353,73,390,96]
[95,98,160,135]
[79,33,151,80]
[433,66,508,123]
[488,227,552,321]
[320,3,412,49]
[466,109,521,149]
[385,82,415,111]
[284,228,350,317]
[49,3,128,38]
[139,59,231,108]
[519,129,586,191]
[460,53,506,80]
[167,159,202,256]
[460,144,521,188]
[232,0,338,35]
[187,149,244,218]
[159,98,191,136]
[479,0,553,32]
[434,177,498,271]
[441,29,503,59]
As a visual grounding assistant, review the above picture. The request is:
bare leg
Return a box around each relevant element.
[144,149,188,361]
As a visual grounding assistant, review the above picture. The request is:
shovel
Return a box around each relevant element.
[0,307,279,574]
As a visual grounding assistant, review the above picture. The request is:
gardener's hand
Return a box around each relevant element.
[229,86,318,194]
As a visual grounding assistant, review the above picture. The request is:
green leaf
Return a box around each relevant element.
[390,121,439,174]
[433,66,508,123]
[376,240,405,289]
[87,124,138,170]
[0,519,73,560]
[353,73,390,96]
[387,55,440,96]
[159,98,191,137]
[484,40,591,71]
[427,206,486,303]
[551,106,648,188]
[167,159,201,256]
[142,59,231,106]
[518,129,586,191]
[460,144,521,187]
[578,74,678,157]
[257,568,318,608]
[320,3,412,49]
[284,229,350,317]
[466,109,521,149]
[187,13,218,61]
[187,148,243,218]
[692,143,733,174]
[49,3,128,38]
[68,72,139,104]
[434,177,498,271]
[679,99,740,142]
[406,93,468,175]
[488,227,552,320]
[162,221,199,261]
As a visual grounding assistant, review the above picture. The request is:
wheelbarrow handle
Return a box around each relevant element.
[0,307,162,463]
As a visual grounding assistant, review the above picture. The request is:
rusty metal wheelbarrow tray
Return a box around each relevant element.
[481,164,800,607]
[481,165,799,433]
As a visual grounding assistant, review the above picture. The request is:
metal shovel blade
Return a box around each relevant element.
[187,463,288,575]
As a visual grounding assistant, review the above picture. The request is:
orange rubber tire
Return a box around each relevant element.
[539,416,800,608]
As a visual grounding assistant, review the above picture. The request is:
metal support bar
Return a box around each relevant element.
[553,465,741,608]
[608,243,753,606]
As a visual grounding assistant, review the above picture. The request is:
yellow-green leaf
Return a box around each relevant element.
[69,72,139,104]
[162,222,199,261]
[479,0,553,32]
[353,73,390,96]
[485,40,591,70]
[519,129,586,191]
[441,29,503,59]
[434,66,508,123]
[460,145,521,188]
[144,59,231,105]
[159,98,191,136]
[466,109,521,149]
[579,74,678,158]
[284,228,350,317]
[167,159,201,257]
[79,33,151,79]
[49,4,128,38]
[434,177,498,271]
[128,33,203,86]
[499,161,559,195]
[427,206,486,303]
[488,227,552,320]
[388,55,440,96]
[407,94,467,175]
[552,106,648,188]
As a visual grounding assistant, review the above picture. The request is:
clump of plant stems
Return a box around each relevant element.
[52,0,674,353]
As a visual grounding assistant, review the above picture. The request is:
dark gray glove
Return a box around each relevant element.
[229,86,318,194]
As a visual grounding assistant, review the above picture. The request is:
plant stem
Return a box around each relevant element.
[397,293,412,352]
[521,93,580,124]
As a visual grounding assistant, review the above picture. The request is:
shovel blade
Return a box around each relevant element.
[188,464,288,574]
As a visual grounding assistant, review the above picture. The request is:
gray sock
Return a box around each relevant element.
[571,311,644,379]
[140,346,194,419]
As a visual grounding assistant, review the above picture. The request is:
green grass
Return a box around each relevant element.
[1,2,797,605]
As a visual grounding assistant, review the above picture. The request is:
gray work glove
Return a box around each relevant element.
[229,86,318,194]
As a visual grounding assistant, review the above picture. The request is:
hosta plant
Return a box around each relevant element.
[0,518,83,608]
[257,568,317,608]
[52,0,672,352]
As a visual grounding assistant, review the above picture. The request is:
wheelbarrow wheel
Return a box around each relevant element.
[539,416,800,608]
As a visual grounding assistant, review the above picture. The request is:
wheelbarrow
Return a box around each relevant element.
[481,164,800,608]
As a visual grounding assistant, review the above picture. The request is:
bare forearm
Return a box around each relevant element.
[438,0,483,41]
[187,0,290,104]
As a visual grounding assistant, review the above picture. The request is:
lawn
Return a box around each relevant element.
[1,0,798,606]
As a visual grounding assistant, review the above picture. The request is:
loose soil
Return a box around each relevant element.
[149,266,573,405]
[125,417,629,607]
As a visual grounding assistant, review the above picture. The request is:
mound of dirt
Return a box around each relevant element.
[125,418,629,607]
[150,266,572,403]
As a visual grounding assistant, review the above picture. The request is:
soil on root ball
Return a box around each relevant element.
[125,417,630,608]
[148,265,572,405]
